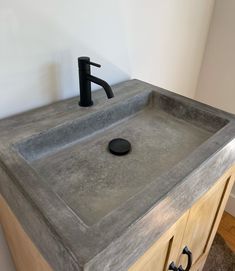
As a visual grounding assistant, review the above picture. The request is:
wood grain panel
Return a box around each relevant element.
[218,211,235,252]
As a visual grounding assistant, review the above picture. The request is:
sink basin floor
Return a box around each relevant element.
[31,108,213,226]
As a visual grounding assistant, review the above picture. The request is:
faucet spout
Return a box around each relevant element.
[87,74,114,99]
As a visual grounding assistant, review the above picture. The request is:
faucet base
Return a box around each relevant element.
[79,101,94,107]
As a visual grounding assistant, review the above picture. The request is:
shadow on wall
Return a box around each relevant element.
[0,0,131,119]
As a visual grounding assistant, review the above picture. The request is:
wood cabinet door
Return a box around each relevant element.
[129,211,189,271]
[178,170,235,271]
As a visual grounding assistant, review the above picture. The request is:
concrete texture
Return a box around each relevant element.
[0,80,235,271]
[30,107,212,226]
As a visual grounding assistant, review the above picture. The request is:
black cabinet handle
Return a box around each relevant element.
[178,246,193,271]
[168,262,178,271]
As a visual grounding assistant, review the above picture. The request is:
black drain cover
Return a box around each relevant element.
[108,138,131,156]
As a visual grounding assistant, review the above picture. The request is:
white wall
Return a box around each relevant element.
[196,0,235,114]
[122,0,215,98]
[0,0,215,119]
[196,0,235,214]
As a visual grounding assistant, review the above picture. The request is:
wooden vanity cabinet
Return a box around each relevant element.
[129,167,235,271]
[178,171,234,271]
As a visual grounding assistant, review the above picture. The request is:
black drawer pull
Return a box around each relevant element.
[178,246,193,271]
[168,262,178,271]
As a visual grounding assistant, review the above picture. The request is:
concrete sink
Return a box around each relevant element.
[1,80,234,271]
[15,88,225,226]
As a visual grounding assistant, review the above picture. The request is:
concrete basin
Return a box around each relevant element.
[1,80,234,271]
[16,90,224,226]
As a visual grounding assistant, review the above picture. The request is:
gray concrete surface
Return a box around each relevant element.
[0,80,234,271]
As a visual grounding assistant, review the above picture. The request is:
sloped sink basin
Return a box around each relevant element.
[15,88,227,226]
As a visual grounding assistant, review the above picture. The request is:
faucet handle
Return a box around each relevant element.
[78,57,101,70]
[87,60,101,68]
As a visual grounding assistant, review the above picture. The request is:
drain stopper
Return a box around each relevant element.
[108,138,131,156]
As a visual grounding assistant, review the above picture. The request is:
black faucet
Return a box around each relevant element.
[78,57,114,107]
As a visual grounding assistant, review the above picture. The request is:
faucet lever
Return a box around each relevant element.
[87,61,101,68]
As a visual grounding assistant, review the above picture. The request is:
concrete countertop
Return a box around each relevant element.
[0,80,235,271]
